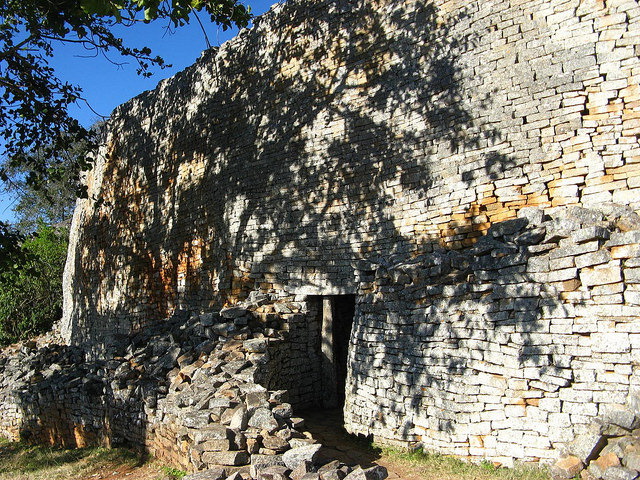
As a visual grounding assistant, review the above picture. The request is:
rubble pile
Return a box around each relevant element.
[552,403,640,480]
[0,299,388,480]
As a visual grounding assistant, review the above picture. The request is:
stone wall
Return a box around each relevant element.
[58,0,640,467]
[0,306,338,477]
[345,206,640,465]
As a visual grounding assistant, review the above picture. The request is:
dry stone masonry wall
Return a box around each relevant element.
[0,305,381,480]
[37,0,640,470]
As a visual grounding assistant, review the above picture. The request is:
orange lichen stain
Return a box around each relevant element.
[413,185,555,251]
[436,201,493,249]
[73,425,90,448]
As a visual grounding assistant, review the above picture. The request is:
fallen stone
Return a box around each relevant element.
[624,445,640,471]
[290,460,315,480]
[262,434,290,452]
[289,438,316,448]
[257,465,291,480]
[246,392,270,413]
[243,338,268,353]
[250,453,286,476]
[272,403,293,420]
[248,407,279,431]
[321,470,347,480]
[283,444,323,470]
[602,467,639,480]
[247,438,261,454]
[569,433,608,463]
[318,461,342,474]
[343,466,388,480]
[202,450,250,466]
[319,462,348,480]
[230,405,249,430]
[589,452,621,478]
[551,456,585,480]
[200,439,232,451]
[221,360,250,375]
[229,429,247,450]
[193,425,231,443]
[290,417,305,429]
[220,306,248,319]
[183,468,227,480]
[183,411,215,429]
[599,404,638,431]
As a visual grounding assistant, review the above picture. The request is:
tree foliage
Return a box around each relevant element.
[0,0,251,190]
[2,123,102,233]
[0,224,69,345]
[0,0,251,342]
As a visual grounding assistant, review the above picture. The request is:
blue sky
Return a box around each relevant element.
[0,0,278,224]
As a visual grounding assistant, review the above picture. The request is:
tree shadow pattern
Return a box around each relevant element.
[58,0,616,464]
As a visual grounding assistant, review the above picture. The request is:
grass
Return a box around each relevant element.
[160,466,187,479]
[377,445,551,480]
[0,434,551,480]
[0,436,145,480]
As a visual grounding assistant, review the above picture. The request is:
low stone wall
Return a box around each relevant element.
[344,205,640,466]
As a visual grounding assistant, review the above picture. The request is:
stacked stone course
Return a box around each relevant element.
[345,205,640,466]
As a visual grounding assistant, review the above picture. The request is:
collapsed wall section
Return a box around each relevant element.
[58,0,640,467]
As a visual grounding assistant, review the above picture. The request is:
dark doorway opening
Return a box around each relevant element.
[333,295,355,408]
[320,294,356,409]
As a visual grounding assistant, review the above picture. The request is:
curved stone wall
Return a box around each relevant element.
[60,0,640,465]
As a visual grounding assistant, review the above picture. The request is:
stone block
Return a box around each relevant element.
[248,408,279,432]
[283,444,323,470]
[591,333,631,353]
[611,245,640,260]
[623,447,640,471]
[291,460,316,480]
[571,227,610,244]
[183,468,227,480]
[599,404,638,431]
[602,467,639,480]
[343,466,388,480]
[201,439,233,451]
[229,406,249,430]
[250,454,286,477]
[568,433,607,463]
[220,306,248,319]
[589,452,621,479]
[576,250,611,269]
[581,265,622,287]
[193,425,231,443]
[626,269,640,283]
[202,450,250,466]
[551,456,585,480]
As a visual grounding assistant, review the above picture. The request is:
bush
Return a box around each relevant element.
[0,224,68,345]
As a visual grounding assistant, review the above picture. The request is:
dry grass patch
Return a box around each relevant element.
[0,437,144,480]
[378,446,551,480]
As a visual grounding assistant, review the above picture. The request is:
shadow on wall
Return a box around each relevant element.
[66,0,517,351]
[55,0,585,462]
[345,212,577,461]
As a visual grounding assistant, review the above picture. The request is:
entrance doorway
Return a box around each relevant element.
[320,295,356,409]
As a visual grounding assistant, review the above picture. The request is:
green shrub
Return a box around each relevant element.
[0,224,68,345]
